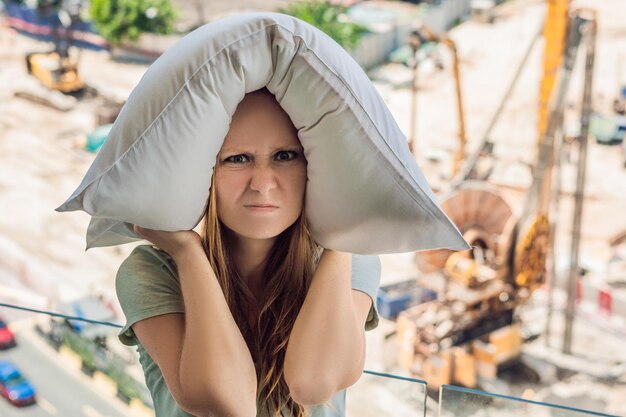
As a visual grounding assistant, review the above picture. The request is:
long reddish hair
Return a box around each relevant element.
[200,96,321,416]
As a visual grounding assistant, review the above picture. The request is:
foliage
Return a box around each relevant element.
[90,0,178,44]
[107,364,141,400]
[59,324,147,406]
[62,327,98,369]
[279,1,368,50]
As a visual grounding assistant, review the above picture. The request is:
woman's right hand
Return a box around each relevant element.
[133,225,202,259]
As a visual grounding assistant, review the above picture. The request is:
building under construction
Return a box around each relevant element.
[386,1,599,391]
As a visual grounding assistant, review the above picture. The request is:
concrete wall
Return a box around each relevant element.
[424,0,473,34]
[350,0,473,69]
[351,28,398,70]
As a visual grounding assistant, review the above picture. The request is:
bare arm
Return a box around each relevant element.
[131,227,257,417]
[283,249,372,405]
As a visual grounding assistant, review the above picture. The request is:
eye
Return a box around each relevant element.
[275,151,298,161]
[224,154,249,163]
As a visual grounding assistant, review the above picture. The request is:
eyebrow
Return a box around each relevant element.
[220,145,303,154]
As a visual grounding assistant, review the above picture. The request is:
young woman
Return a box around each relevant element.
[115,88,381,417]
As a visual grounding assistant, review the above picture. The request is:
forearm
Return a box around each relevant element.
[174,244,257,415]
[284,250,365,403]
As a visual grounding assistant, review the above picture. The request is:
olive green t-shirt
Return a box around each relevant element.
[116,245,381,417]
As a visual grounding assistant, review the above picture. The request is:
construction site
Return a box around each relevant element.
[0,0,625,416]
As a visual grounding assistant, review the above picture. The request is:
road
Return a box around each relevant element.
[0,326,130,417]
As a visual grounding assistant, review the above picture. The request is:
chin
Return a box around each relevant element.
[242,226,290,241]
[225,222,292,242]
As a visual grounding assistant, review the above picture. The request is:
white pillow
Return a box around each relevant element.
[56,12,469,255]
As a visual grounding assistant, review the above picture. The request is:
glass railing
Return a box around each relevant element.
[0,304,622,417]
[439,384,618,417]
[346,370,427,417]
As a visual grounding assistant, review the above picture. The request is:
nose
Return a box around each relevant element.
[249,163,277,194]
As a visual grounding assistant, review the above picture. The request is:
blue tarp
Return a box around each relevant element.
[4,1,108,50]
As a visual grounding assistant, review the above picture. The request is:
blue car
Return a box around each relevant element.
[0,361,36,407]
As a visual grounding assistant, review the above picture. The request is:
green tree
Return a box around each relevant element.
[90,0,178,44]
[279,1,368,50]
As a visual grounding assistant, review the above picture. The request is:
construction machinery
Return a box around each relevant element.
[405,25,468,176]
[398,182,526,389]
[26,49,84,93]
[391,3,598,391]
[25,0,85,93]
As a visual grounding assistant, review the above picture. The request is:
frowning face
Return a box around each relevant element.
[214,90,307,244]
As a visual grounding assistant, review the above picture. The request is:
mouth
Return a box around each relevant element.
[244,204,279,211]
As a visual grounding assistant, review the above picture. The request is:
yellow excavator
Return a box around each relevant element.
[25,0,85,93]
[26,51,84,93]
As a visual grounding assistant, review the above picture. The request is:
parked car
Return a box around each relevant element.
[0,319,16,350]
[0,362,36,407]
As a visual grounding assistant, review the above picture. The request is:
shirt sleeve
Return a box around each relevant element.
[115,245,185,346]
[351,254,381,331]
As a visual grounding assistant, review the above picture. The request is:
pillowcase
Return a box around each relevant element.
[56,12,469,255]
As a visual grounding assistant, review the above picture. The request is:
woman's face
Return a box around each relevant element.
[214,90,307,243]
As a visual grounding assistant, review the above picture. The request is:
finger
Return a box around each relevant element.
[133,225,145,236]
